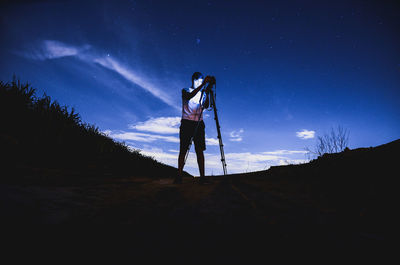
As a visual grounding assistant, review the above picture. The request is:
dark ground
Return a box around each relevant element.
[1,140,397,263]
[0,170,388,241]
[0,174,339,225]
[1,172,392,264]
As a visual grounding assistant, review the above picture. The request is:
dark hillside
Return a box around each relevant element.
[228,138,399,226]
[0,79,184,184]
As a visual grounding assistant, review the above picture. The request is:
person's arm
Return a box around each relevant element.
[183,76,211,100]
[182,88,191,100]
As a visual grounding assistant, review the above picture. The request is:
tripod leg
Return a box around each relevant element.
[210,90,227,175]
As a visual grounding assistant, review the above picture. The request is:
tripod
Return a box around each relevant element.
[183,82,227,175]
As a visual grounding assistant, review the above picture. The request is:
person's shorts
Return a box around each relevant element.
[179,119,206,152]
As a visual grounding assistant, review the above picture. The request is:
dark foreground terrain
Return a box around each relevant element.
[0,81,394,260]
[2,138,397,227]
[1,141,397,263]
[1,140,398,253]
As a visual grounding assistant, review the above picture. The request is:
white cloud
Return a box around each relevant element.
[138,147,177,162]
[43,40,86,59]
[107,130,179,143]
[129,116,181,134]
[296,129,315,139]
[229,129,244,142]
[21,40,90,60]
[206,137,219,146]
[278,159,309,166]
[106,131,219,147]
[205,150,309,175]
[262,150,308,155]
[168,149,179,153]
[225,152,284,162]
[102,129,112,136]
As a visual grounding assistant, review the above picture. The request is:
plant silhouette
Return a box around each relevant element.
[0,77,179,179]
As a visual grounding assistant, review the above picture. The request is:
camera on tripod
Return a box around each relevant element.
[204,75,216,94]
[207,76,216,86]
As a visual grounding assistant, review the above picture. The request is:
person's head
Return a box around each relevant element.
[192,72,204,88]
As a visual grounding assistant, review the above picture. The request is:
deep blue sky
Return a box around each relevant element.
[1,0,399,175]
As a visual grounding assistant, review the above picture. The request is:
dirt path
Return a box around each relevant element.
[1,174,387,253]
[0,175,343,225]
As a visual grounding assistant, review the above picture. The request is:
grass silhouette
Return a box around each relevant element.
[0,77,181,183]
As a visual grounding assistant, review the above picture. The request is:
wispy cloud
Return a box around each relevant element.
[225,152,285,162]
[206,137,219,146]
[223,151,308,173]
[20,40,179,110]
[262,150,308,155]
[229,129,244,142]
[168,149,179,153]
[278,159,309,166]
[129,116,181,134]
[137,147,178,164]
[93,56,178,109]
[207,150,308,175]
[296,129,315,139]
[21,40,90,60]
[42,40,90,59]
[107,130,179,143]
[105,130,219,146]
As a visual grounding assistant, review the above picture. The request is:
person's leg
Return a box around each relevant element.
[196,147,211,184]
[178,149,186,176]
[176,120,189,183]
[174,149,186,183]
[176,137,191,183]
[194,120,208,183]
[195,148,205,178]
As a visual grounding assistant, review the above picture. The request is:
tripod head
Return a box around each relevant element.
[203,75,216,94]
[207,76,216,86]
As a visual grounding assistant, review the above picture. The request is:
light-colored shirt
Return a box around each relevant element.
[181,87,206,121]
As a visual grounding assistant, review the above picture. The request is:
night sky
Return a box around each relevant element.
[1,0,399,175]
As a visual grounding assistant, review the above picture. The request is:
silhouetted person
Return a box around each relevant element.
[175,72,211,184]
